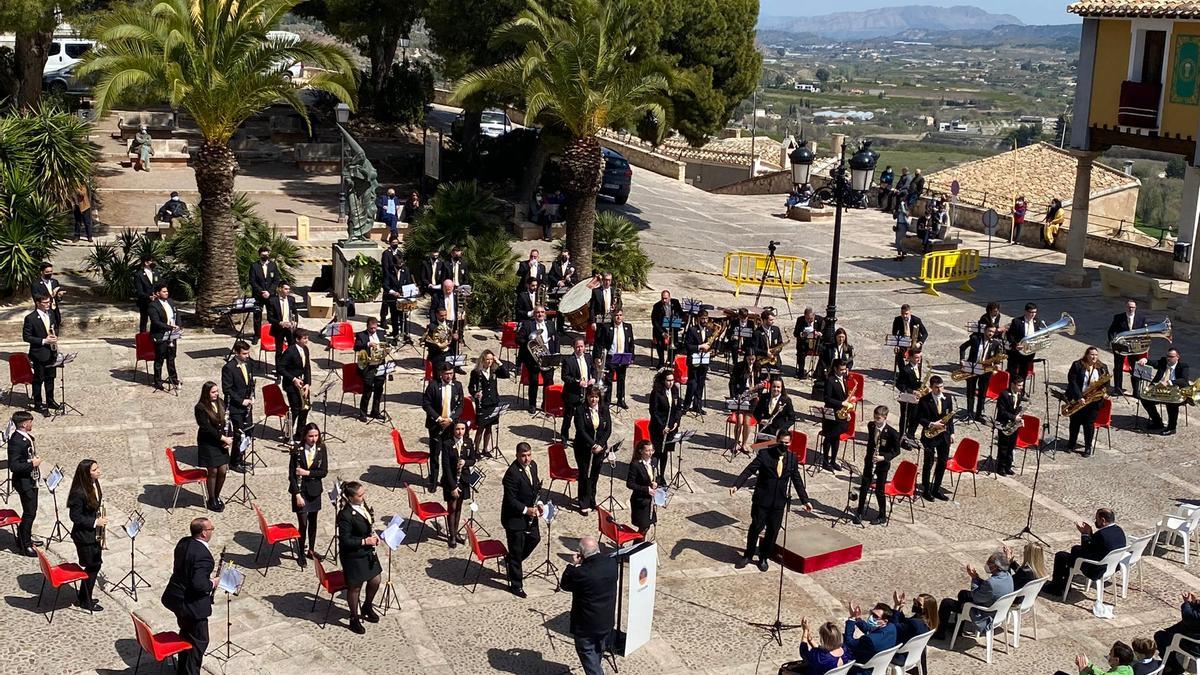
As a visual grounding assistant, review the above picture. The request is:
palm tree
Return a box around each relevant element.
[454,0,668,278]
[79,0,356,324]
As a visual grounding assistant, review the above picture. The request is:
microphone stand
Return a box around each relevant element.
[748,462,804,645]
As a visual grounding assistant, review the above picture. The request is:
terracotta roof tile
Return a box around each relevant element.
[1068,0,1200,18]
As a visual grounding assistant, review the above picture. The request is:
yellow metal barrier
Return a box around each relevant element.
[722,251,808,301]
[920,249,980,296]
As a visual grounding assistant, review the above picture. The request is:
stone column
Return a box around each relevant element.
[1176,164,1200,280]
[1055,150,1099,288]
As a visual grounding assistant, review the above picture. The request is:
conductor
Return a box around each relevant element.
[561,535,619,675]
[502,442,543,598]
[730,430,813,572]
[162,518,216,675]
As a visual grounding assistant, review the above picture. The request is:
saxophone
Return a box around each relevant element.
[923,409,956,438]
[702,320,727,352]
[1061,370,1111,417]
[998,400,1025,436]
[760,339,792,368]
[836,393,857,420]
[951,349,1007,381]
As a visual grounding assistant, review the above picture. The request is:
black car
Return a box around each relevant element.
[42,65,95,96]
[600,147,632,205]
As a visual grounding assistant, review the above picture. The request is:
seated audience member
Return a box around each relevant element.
[934,550,1013,641]
[1131,637,1161,675]
[1005,542,1048,589]
[843,602,898,665]
[892,591,938,643]
[1157,592,1200,675]
[1045,508,1127,597]
[796,618,847,675]
[1054,641,1137,675]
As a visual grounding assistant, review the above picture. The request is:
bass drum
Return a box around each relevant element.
[558,283,593,332]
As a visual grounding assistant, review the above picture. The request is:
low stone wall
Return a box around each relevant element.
[597,136,685,182]
[710,169,794,195]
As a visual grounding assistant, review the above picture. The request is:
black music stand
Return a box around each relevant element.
[722,399,754,462]
[208,561,251,662]
[524,496,561,591]
[457,500,493,538]
[50,352,83,418]
[660,317,683,365]
[688,352,712,417]
[1010,428,1050,545]
[112,510,151,600]
[323,479,342,561]
[598,442,625,512]
[318,318,343,377]
[313,375,345,444]
[226,433,258,508]
[834,461,865,529]
[666,431,695,493]
[224,297,257,360]
[374,358,402,425]
[481,404,510,463]
[44,464,68,544]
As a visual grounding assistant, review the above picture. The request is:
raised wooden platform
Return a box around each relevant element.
[773,525,862,574]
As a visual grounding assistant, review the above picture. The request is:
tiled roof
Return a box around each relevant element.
[1068,0,1200,18]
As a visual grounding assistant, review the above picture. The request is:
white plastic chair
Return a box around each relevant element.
[949,589,1020,664]
[853,644,902,675]
[1164,633,1200,675]
[1155,505,1200,565]
[824,662,856,675]
[1119,533,1156,598]
[1061,546,1131,607]
[889,629,934,675]
[1009,576,1049,648]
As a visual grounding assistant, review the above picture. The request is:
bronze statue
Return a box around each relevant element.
[338,124,379,242]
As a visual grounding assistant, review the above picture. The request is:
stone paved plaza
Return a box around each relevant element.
[3,170,1200,674]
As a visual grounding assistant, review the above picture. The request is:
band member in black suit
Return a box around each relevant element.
[441,421,478,549]
[33,262,65,330]
[731,429,813,572]
[650,290,683,369]
[248,247,280,342]
[441,245,469,287]
[516,250,546,289]
[682,310,715,414]
[501,442,543,598]
[195,382,232,512]
[429,279,461,324]
[67,459,107,611]
[753,311,785,369]
[133,255,157,333]
[517,307,558,412]
[162,518,216,675]
[279,329,312,445]
[649,369,682,482]
[266,282,299,366]
[23,294,59,414]
[289,423,328,567]
[821,360,852,471]
[891,304,928,371]
[573,387,611,514]
[855,406,901,525]
[380,238,413,341]
[148,284,180,391]
[1108,299,1148,395]
[917,375,955,501]
[560,535,620,675]
[994,378,1023,476]
[816,328,855,381]
[469,349,510,456]
[515,278,540,323]
[1144,348,1191,435]
[560,338,597,442]
[896,349,925,440]
[626,440,658,536]
[1006,303,1046,391]
[1065,346,1108,456]
[730,352,764,455]
[220,340,254,472]
[595,309,634,407]
[725,308,756,361]
[424,307,458,371]
[589,273,619,327]
[336,481,383,633]
[419,250,444,295]
[1044,508,1127,597]
[959,323,1001,421]
[793,307,824,379]
[978,301,1004,333]
[7,411,41,556]
[754,377,795,439]
[422,362,463,492]
[354,318,388,421]
[546,251,575,334]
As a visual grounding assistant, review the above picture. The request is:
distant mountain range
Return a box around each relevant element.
[759,4,1025,39]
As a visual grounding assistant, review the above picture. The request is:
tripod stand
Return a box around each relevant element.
[524,495,560,591]
[314,373,345,444]
[748,474,803,645]
[598,455,624,512]
[226,427,258,508]
[457,502,492,538]
[667,432,694,493]
[752,240,791,313]
[113,523,151,601]
[379,545,401,614]
[46,482,69,544]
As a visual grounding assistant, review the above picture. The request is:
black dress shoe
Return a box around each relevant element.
[455,534,466,545]
[349,617,366,634]
[527,405,537,414]
[153,383,165,391]
[1163,429,1177,436]
[618,401,629,410]
[736,556,752,569]
[511,587,528,599]
[851,514,863,525]
[934,492,950,501]
[29,537,45,547]
[922,492,935,502]
[230,463,247,474]
[370,412,387,421]
[871,516,887,525]
[361,604,380,623]
[1148,421,1164,430]
[757,558,769,572]
[358,412,369,423]
[208,501,225,513]
[297,554,307,568]
[79,598,103,612]
[20,547,36,557]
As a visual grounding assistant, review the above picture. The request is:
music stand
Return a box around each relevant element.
[884,335,911,385]
[225,297,257,360]
[688,352,712,416]
[44,464,68,544]
[226,433,258,508]
[319,319,341,376]
[833,460,864,529]
[480,404,510,463]
[323,478,342,561]
[458,499,493,538]
[47,352,82,418]
[608,353,633,407]
[375,360,401,423]
[666,430,696,493]
[113,510,151,600]
[313,376,345,444]
[809,406,839,477]
[524,498,561,590]
[378,515,406,614]
[660,317,683,363]
[598,441,625,512]
[722,399,753,462]
[208,559,251,662]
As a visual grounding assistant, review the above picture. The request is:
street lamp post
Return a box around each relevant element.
[399,35,411,62]
[335,103,350,223]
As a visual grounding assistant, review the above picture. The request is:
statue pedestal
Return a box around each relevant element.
[332,240,383,322]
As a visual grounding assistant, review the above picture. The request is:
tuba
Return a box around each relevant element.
[1016,313,1075,356]
[1141,377,1200,406]
[1112,317,1172,356]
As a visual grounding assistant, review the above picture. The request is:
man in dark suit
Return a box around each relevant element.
[682,311,715,415]
[422,363,463,492]
[516,250,546,289]
[248,247,280,343]
[354,318,388,421]
[1006,303,1046,392]
[792,307,824,379]
[162,518,216,675]
[266,282,299,367]
[994,378,1023,476]
[220,340,255,471]
[753,311,785,368]
[1156,592,1200,674]
[1144,348,1190,436]
[1107,299,1147,395]
[855,405,901,525]
[23,294,59,414]
[381,238,413,341]
[133,255,158,333]
[896,349,925,440]
[517,307,558,412]
[279,329,312,446]
[1044,508,1127,597]
[147,284,180,391]
[560,535,618,675]
[441,245,469,287]
[7,411,41,556]
[594,309,634,408]
[891,304,928,371]
[725,308,756,361]
[731,429,813,572]
[32,262,65,330]
[650,290,682,369]
[958,323,1001,421]
[560,337,596,442]
[917,375,955,501]
[424,308,458,371]
[821,360,851,471]
[501,442,542,598]
[589,273,618,327]
[515,278,540,323]
[546,251,575,334]
[419,250,443,295]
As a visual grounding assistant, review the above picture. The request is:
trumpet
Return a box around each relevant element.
[1112,317,1172,356]
[1016,312,1075,355]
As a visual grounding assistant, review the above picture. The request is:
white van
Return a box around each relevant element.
[44,38,97,73]
[267,31,303,81]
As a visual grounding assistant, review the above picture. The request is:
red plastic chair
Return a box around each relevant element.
[541,384,565,438]
[165,447,208,512]
[404,484,449,551]
[329,321,355,352]
[724,412,758,458]
[884,460,920,524]
[519,364,546,405]
[34,546,89,623]
[260,383,290,439]
[547,442,578,500]
[847,371,866,417]
[1094,398,1114,452]
[4,353,33,405]
[500,322,519,363]
[585,323,596,348]
[463,522,508,593]
[392,428,429,488]
[461,396,477,430]
[598,506,644,547]
[946,438,981,500]
[0,509,20,542]
[311,556,347,629]
[252,501,302,576]
[819,409,858,463]
[673,354,689,386]
[1016,414,1042,475]
[132,332,156,384]
[340,362,364,412]
[789,431,809,470]
[633,418,650,447]
[131,611,192,673]
[984,370,1010,402]
[257,324,277,368]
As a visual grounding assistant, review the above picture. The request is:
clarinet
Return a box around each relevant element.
[211,545,228,598]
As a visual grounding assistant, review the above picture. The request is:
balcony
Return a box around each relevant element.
[1118,80,1162,129]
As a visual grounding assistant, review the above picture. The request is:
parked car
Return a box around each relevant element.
[43,38,96,73]
[600,147,632,205]
[479,108,514,138]
[42,64,95,95]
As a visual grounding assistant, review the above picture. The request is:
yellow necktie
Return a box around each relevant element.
[590,409,598,428]
[300,349,306,368]
[239,363,249,384]
[616,326,624,353]
[211,402,218,415]
[776,455,784,477]
[578,356,586,380]
[523,466,532,484]
[442,386,451,418]
[41,314,49,332]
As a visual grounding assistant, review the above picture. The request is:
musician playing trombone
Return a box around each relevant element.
[958,323,1002,422]
[1065,347,1108,457]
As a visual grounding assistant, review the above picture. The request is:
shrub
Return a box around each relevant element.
[364,61,435,126]
[0,108,97,206]
[0,167,69,295]
[83,230,176,300]
[464,230,519,326]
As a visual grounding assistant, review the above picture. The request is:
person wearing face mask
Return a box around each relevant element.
[134,255,158,333]
[730,429,813,573]
[441,245,469,288]
[376,187,400,239]
[32,262,65,329]
[934,550,1014,641]
[248,247,280,342]
[380,235,412,342]
[156,191,189,224]
[1044,508,1127,597]
[842,602,898,664]
[131,125,154,172]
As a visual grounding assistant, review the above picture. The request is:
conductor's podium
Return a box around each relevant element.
[773,526,862,573]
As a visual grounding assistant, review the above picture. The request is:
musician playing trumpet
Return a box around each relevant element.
[1141,347,1190,437]
[917,375,955,501]
[994,378,1023,476]
[958,323,1001,421]
[1065,347,1108,457]
[67,458,106,612]
[730,352,764,455]
[279,329,312,447]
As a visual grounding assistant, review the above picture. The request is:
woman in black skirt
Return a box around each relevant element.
[289,423,328,567]
[626,440,657,537]
[468,349,510,456]
[440,421,478,548]
[336,480,382,634]
[195,381,232,512]
[66,459,107,611]
[729,352,764,455]
[648,368,681,483]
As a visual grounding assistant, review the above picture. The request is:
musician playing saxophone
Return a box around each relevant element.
[67,459,106,612]
[821,360,852,472]
[896,349,925,441]
[994,378,1024,476]
[754,377,795,439]
[423,363,464,494]
[752,310,785,370]
[958,323,1001,421]
[917,375,955,501]
[1142,347,1190,436]
[279,328,312,446]
[354,318,388,422]
[1065,347,1108,457]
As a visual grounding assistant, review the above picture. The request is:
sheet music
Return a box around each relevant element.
[46,466,64,492]
[691,353,711,366]
[54,352,77,367]
[167,329,183,342]
[401,284,420,299]
[381,518,407,550]
[217,563,245,594]
[238,434,252,454]
[541,501,556,524]
[1132,363,1155,381]
[124,517,142,539]
[328,479,341,507]
[320,322,338,337]
[379,362,399,376]
[3,420,13,443]
[654,487,669,507]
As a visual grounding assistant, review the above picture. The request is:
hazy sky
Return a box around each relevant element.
[760,1,1077,25]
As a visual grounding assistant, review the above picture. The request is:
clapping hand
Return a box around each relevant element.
[1076,521,1094,535]
[894,591,906,608]
[848,601,862,619]
[1075,655,1088,670]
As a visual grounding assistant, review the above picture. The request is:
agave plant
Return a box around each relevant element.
[0,166,69,294]
[0,109,96,207]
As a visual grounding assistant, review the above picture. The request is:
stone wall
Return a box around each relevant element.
[711,169,795,195]
[597,136,686,182]
[686,161,757,190]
